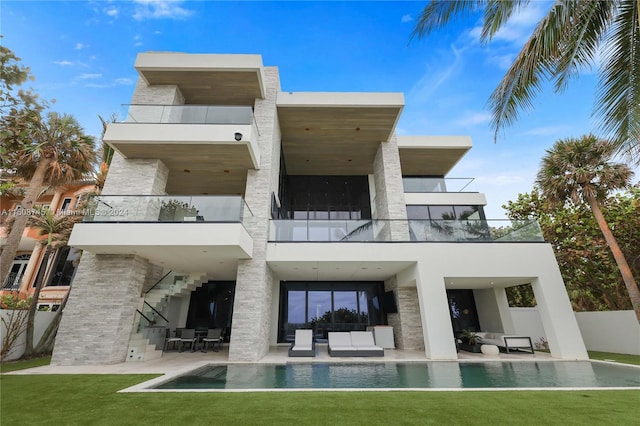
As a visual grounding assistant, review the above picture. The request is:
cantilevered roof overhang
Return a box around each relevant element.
[276,92,404,175]
[135,52,266,105]
[398,136,472,176]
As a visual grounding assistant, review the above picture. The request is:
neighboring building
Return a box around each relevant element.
[51,52,587,365]
[0,180,95,309]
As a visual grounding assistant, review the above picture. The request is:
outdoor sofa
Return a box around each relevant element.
[477,332,534,353]
[328,331,384,357]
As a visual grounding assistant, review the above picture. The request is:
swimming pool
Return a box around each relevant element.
[151,361,640,390]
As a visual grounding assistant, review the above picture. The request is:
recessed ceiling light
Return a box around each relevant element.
[183,169,191,173]
[347,159,352,162]
[223,170,230,174]
[305,128,310,131]
[361,267,368,270]
[355,127,360,131]
[311,267,317,270]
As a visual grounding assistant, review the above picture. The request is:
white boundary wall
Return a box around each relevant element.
[574,310,640,355]
[0,310,56,361]
[511,308,640,355]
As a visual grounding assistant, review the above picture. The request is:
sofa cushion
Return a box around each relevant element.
[350,331,375,347]
[328,332,352,347]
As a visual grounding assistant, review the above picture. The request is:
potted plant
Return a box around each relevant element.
[458,329,482,353]
[159,199,199,221]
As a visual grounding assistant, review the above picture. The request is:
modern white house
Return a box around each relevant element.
[51,52,588,365]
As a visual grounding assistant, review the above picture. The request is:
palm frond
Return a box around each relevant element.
[594,0,640,162]
[411,1,486,41]
[553,1,616,91]
[480,0,530,42]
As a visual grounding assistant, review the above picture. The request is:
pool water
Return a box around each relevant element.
[153,361,640,390]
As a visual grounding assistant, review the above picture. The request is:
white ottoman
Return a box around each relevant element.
[481,344,499,355]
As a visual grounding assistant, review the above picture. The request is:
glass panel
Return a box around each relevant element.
[454,205,480,220]
[124,105,254,125]
[428,205,456,220]
[406,205,430,220]
[47,247,81,287]
[333,291,361,331]
[308,291,331,339]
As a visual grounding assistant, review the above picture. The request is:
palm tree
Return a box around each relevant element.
[536,134,639,322]
[21,207,81,357]
[412,1,640,160]
[0,111,96,284]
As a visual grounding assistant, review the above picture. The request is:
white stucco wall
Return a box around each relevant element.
[0,310,56,361]
[511,308,640,355]
[575,310,640,355]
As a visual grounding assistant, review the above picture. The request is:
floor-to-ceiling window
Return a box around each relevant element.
[278,281,386,342]
[186,281,235,341]
[447,290,481,336]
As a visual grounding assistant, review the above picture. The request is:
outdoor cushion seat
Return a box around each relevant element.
[477,332,534,353]
[288,329,316,357]
[328,331,384,357]
[178,328,197,352]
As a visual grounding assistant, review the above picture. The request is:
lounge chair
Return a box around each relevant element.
[201,328,223,352]
[288,329,316,357]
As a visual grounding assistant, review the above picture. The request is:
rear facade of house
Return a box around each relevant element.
[51,53,588,365]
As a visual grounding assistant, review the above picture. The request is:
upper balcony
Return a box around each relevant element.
[402,177,487,206]
[276,91,404,175]
[398,136,472,176]
[69,195,254,271]
[135,52,266,105]
[268,219,544,243]
[104,105,261,195]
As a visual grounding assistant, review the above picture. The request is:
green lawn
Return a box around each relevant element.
[0,374,638,425]
[0,356,51,373]
[588,351,640,366]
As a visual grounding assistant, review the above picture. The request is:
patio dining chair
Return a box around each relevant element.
[164,328,182,352]
[178,328,197,352]
[201,328,223,352]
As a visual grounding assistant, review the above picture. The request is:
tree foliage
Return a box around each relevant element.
[504,185,640,311]
[412,1,640,160]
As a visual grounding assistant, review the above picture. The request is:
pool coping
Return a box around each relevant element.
[118,359,640,393]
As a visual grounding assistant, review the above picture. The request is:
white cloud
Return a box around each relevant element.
[453,111,492,127]
[75,42,88,50]
[105,7,119,17]
[132,0,194,21]
[78,73,102,79]
[407,45,464,105]
[487,53,515,70]
[53,60,74,66]
[114,78,134,86]
[520,125,571,137]
[401,14,413,23]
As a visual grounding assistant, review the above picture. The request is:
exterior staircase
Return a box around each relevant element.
[125,271,209,362]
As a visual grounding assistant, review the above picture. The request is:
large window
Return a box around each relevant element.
[46,247,81,287]
[279,175,372,220]
[278,281,386,342]
[186,281,235,341]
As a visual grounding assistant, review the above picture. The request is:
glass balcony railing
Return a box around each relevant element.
[82,195,252,224]
[269,219,544,242]
[119,104,259,134]
[402,177,476,193]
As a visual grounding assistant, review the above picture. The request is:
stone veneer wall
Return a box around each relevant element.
[51,112,170,364]
[228,66,282,362]
[51,255,153,364]
[372,135,409,240]
[131,78,184,105]
[385,276,425,351]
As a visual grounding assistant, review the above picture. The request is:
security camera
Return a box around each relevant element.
[234,132,243,142]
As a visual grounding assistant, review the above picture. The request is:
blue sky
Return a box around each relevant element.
[3,0,629,219]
